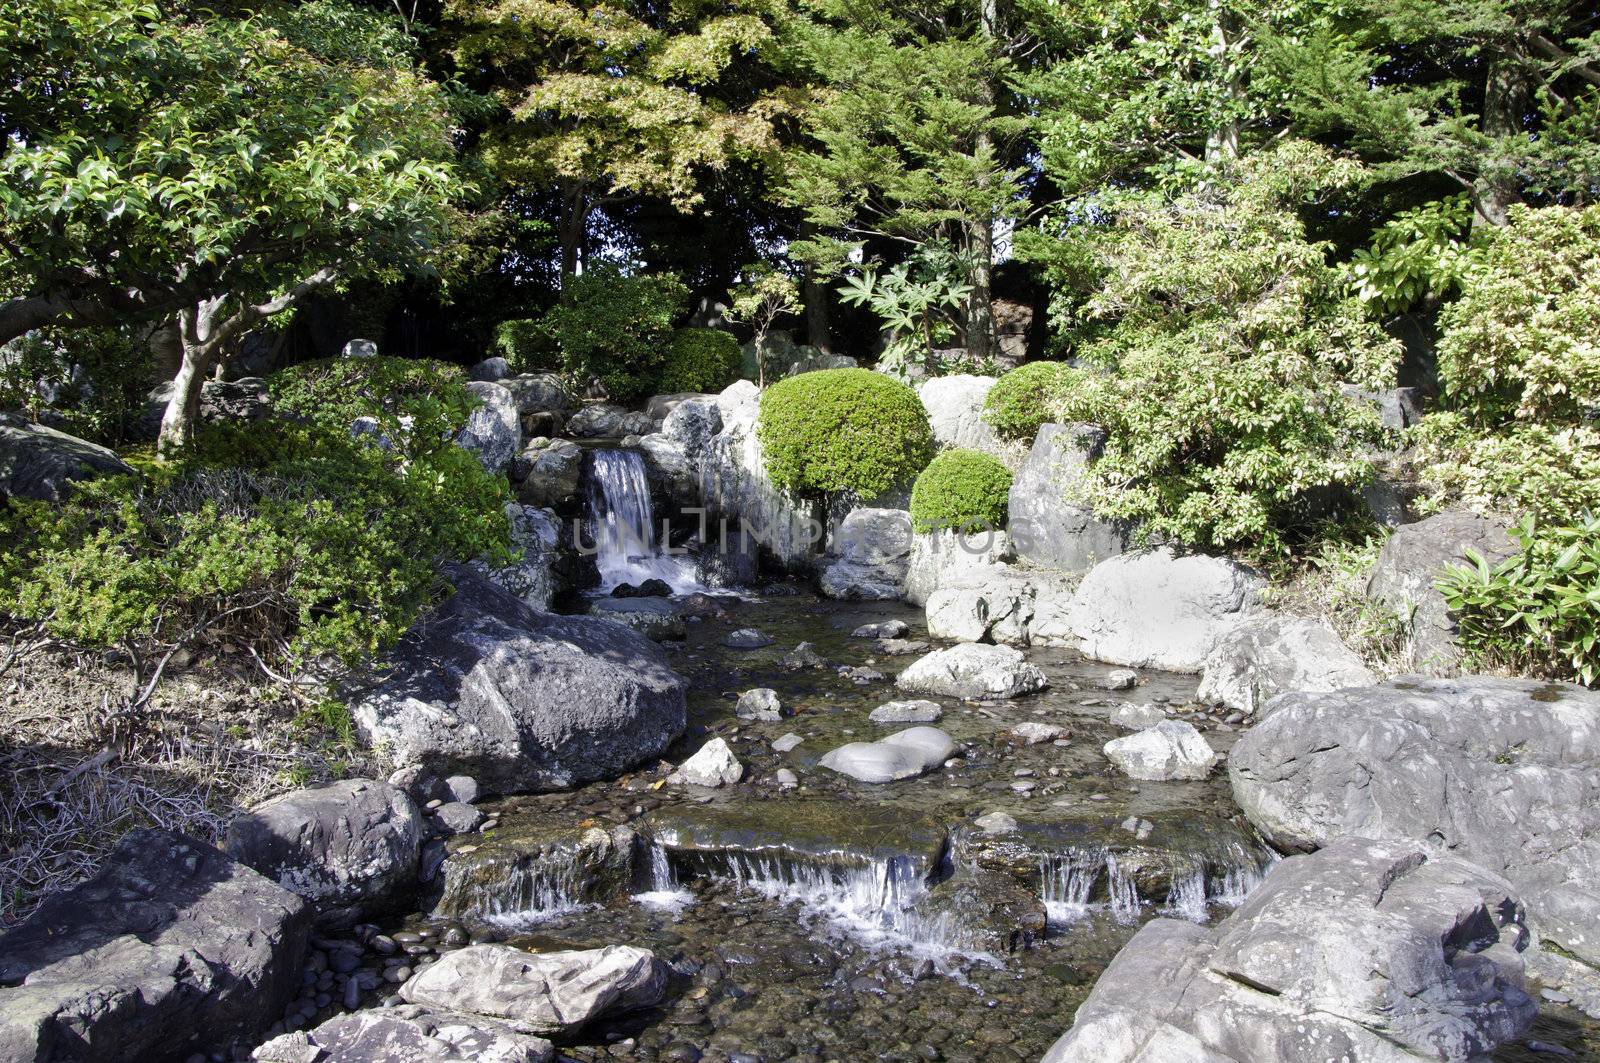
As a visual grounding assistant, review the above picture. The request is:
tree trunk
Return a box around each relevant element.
[1475,52,1530,229]
[803,273,832,354]
[965,0,998,363]
[157,333,216,458]
[559,184,588,291]
[1204,11,1243,164]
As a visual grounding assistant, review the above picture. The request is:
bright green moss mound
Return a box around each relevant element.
[983,361,1078,442]
[910,448,1013,533]
[658,328,741,394]
[757,368,934,498]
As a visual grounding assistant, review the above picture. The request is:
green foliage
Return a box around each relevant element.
[983,361,1078,443]
[0,358,512,673]
[492,319,559,373]
[909,449,1012,534]
[837,245,973,376]
[757,368,934,500]
[726,267,801,386]
[0,326,154,445]
[1415,204,1600,523]
[538,267,688,403]
[1347,195,1478,316]
[658,328,741,394]
[1440,513,1600,687]
[1033,144,1403,554]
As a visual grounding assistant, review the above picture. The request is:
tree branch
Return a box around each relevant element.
[1530,33,1600,88]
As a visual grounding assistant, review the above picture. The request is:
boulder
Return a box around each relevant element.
[400,945,667,1039]
[697,381,823,572]
[223,779,421,926]
[818,508,914,601]
[1229,676,1600,971]
[1197,615,1375,714]
[456,382,520,473]
[588,597,686,641]
[644,392,708,424]
[1365,511,1515,675]
[469,356,512,383]
[1110,703,1166,730]
[0,411,133,501]
[432,802,484,835]
[638,396,723,506]
[785,353,857,377]
[669,738,744,787]
[1009,423,1130,572]
[724,628,774,649]
[1070,549,1265,672]
[924,568,1075,647]
[895,643,1048,700]
[0,829,309,1062]
[851,620,908,639]
[351,565,687,794]
[868,699,943,724]
[139,378,273,439]
[512,439,584,509]
[500,374,579,418]
[818,726,955,783]
[342,339,378,359]
[735,688,787,721]
[474,503,567,612]
[904,528,1013,607]
[566,405,652,439]
[1103,721,1217,781]
[916,375,1009,460]
[253,1006,553,1063]
[1040,837,1536,1063]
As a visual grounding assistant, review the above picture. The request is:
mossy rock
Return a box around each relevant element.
[910,448,1013,534]
[756,368,934,500]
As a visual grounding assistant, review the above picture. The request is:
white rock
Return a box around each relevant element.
[735,688,786,721]
[818,726,954,784]
[1196,615,1376,714]
[975,811,1019,834]
[1010,722,1069,746]
[771,733,803,753]
[868,700,944,724]
[670,738,744,787]
[1110,703,1167,730]
[1103,720,1218,781]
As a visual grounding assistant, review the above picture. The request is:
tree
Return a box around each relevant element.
[0,0,464,454]
[1267,0,1600,227]
[447,0,791,288]
[726,265,801,386]
[777,0,1027,360]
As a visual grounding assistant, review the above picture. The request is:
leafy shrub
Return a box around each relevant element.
[492,318,559,373]
[757,368,935,499]
[1415,204,1600,524]
[0,360,513,677]
[539,267,688,403]
[658,328,741,394]
[0,325,155,445]
[1439,513,1600,687]
[909,449,1013,533]
[984,361,1078,443]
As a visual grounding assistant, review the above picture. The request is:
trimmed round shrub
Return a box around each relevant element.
[983,361,1077,442]
[757,368,934,499]
[658,328,741,394]
[910,449,1013,534]
[492,318,559,373]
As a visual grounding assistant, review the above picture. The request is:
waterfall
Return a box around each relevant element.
[440,847,587,928]
[634,841,695,912]
[1040,846,1273,928]
[1161,869,1209,924]
[586,448,702,593]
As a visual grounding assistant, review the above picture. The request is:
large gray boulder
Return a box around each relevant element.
[1196,615,1375,714]
[500,374,579,418]
[456,382,520,473]
[0,411,133,501]
[512,439,584,509]
[697,381,822,572]
[0,829,309,1063]
[1070,549,1265,672]
[588,597,686,641]
[818,508,913,600]
[351,566,687,794]
[139,378,272,439]
[1009,423,1130,572]
[468,356,512,383]
[895,643,1048,700]
[400,945,667,1039]
[904,528,1012,606]
[638,396,723,505]
[916,375,1009,460]
[924,567,1075,647]
[479,503,565,611]
[566,404,651,439]
[254,1007,553,1063]
[1229,676,1600,970]
[223,779,421,926]
[1365,511,1515,675]
[1041,837,1536,1063]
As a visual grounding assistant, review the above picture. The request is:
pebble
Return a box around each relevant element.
[384,965,412,984]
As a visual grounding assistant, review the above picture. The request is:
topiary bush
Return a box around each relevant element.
[657,328,741,394]
[909,449,1013,534]
[757,368,935,499]
[538,266,688,404]
[983,361,1079,443]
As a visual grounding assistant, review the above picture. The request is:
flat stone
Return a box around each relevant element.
[818,727,954,784]
[1103,721,1217,781]
[868,700,944,724]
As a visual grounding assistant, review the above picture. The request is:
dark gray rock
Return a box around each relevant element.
[1365,511,1515,675]
[589,597,686,641]
[0,411,133,501]
[500,374,578,417]
[252,1005,553,1062]
[468,356,512,382]
[512,439,584,510]
[1008,423,1129,572]
[456,382,519,473]
[139,377,273,439]
[724,628,774,649]
[1230,676,1600,971]
[818,508,914,601]
[566,405,651,439]
[431,802,484,836]
[351,565,687,794]
[0,829,309,1062]
[1042,837,1536,1063]
[442,775,480,805]
[1196,615,1375,714]
[224,779,421,926]
[477,503,565,612]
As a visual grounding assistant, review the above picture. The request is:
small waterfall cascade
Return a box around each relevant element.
[715,854,980,965]
[586,448,702,593]
[634,841,695,912]
[439,846,587,928]
[1040,845,1274,928]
